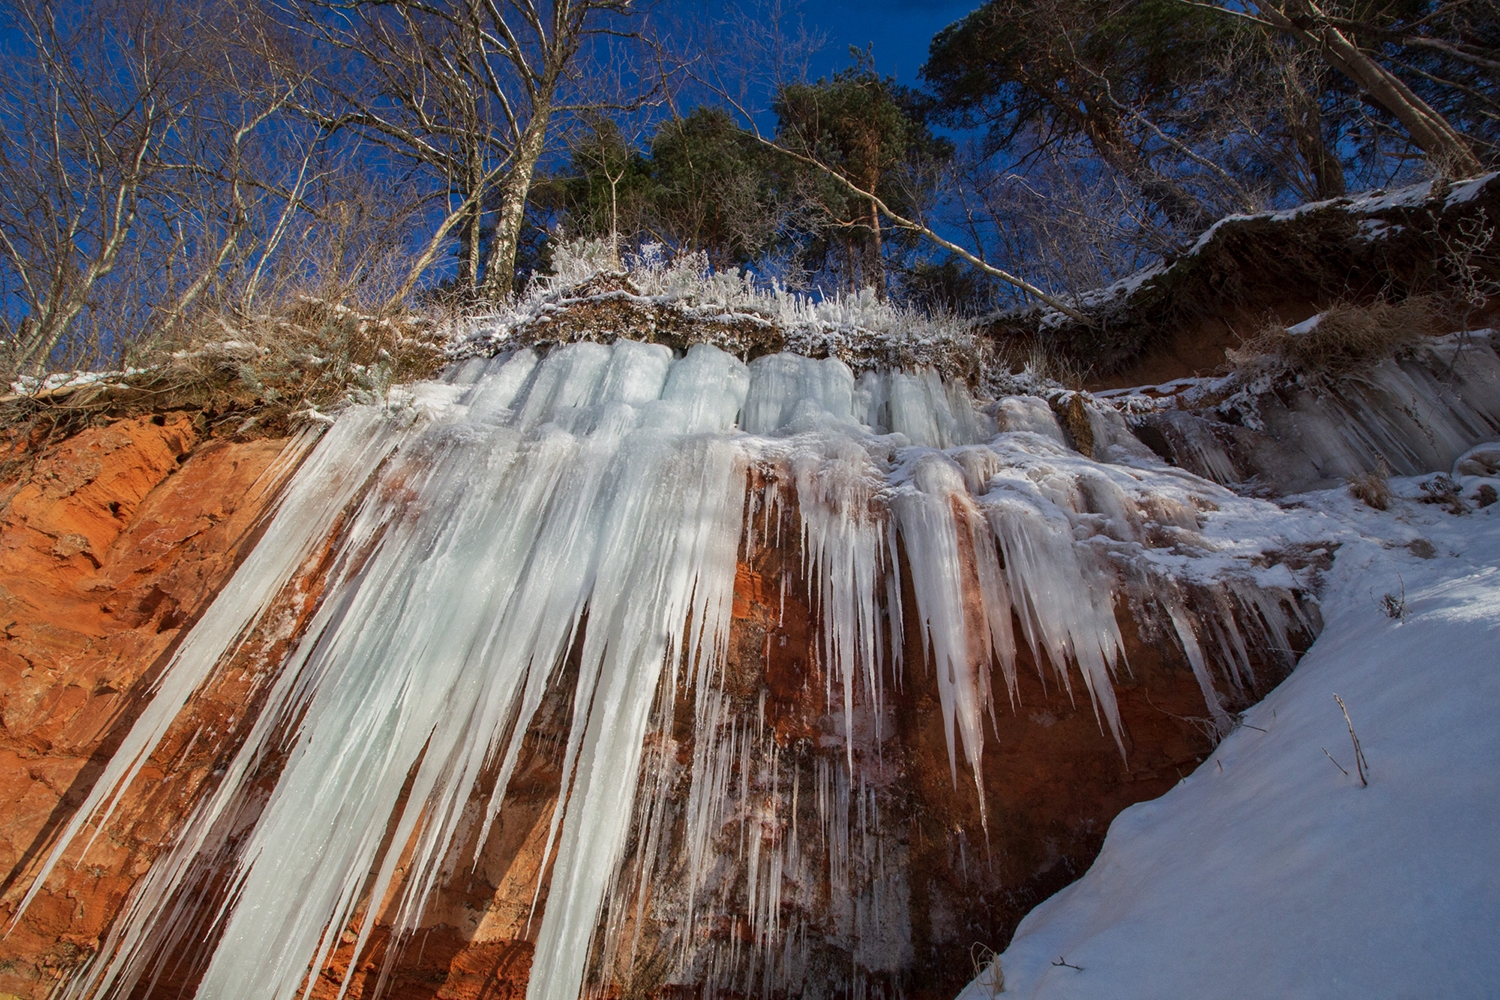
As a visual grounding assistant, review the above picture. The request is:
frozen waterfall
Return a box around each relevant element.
[13,341,1314,1000]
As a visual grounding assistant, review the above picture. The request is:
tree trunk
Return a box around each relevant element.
[1260,0,1482,177]
[459,202,482,296]
[459,148,485,296]
[864,162,885,300]
[480,102,551,300]
[866,197,885,300]
[1284,71,1346,198]
[18,181,146,372]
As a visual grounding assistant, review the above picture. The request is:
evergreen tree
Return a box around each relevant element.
[774,53,953,297]
[922,0,1273,231]
[648,107,784,270]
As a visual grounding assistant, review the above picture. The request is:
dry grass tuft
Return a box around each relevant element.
[970,943,1005,998]
[1228,296,1440,381]
[1418,473,1471,514]
[1348,463,1393,510]
[0,298,449,493]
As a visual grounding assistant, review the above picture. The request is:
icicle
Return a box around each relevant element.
[788,435,888,772]
[1165,598,1233,734]
[889,453,993,822]
[33,345,1332,1000]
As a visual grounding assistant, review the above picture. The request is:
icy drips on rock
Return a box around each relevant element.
[20,342,1316,1000]
[1121,332,1500,494]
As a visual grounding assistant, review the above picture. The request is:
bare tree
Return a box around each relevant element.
[1186,0,1484,176]
[0,0,440,374]
[293,0,637,304]
[0,0,194,372]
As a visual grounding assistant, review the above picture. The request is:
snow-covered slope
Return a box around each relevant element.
[963,469,1500,999]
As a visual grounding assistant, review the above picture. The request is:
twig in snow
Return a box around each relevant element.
[1322,747,1350,777]
[1334,694,1370,786]
[1377,572,1407,620]
[1052,957,1084,971]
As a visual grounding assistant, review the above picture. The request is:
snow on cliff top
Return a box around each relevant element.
[959,463,1500,1000]
[1026,170,1500,329]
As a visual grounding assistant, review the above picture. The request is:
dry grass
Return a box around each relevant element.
[1228,296,1440,381]
[1418,473,1471,514]
[1348,463,1393,510]
[0,299,449,496]
[970,943,1005,998]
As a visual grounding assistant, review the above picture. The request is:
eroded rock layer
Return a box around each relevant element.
[0,414,302,996]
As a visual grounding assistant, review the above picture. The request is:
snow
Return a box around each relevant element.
[8,369,138,396]
[961,469,1500,1000]
[1027,171,1499,330]
[1454,441,1500,477]
[1284,313,1321,335]
[1445,172,1496,209]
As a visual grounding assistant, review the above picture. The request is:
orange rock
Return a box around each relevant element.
[0,419,1306,1000]
[0,414,295,999]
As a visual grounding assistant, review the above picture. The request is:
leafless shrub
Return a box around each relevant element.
[956,141,1164,306]
[1419,472,1470,514]
[1437,208,1498,348]
[1477,484,1498,508]
[1378,574,1407,619]
[1228,296,1439,381]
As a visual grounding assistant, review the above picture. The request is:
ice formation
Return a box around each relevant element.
[13,342,1320,1000]
[1122,332,1500,494]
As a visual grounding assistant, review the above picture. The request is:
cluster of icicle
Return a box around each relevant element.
[1129,332,1500,493]
[11,340,1312,1000]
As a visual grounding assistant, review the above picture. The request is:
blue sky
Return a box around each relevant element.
[795,0,979,84]
[655,0,982,93]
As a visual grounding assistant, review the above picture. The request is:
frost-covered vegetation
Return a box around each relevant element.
[451,239,999,383]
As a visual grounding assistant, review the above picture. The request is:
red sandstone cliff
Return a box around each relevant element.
[0,414,298,997]
[0,411,1301,1000]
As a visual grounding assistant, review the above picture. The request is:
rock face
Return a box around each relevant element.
[1122,332,1500,495]
[236,488,1281,1000]
[0,374,1311,1000]
[993,171,1500,382]
[0,407,1296,1000]
[0,414,296,998]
